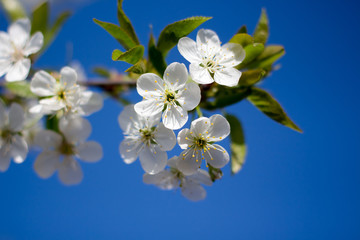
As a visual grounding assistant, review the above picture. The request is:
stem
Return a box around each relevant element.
[196,106,203,118]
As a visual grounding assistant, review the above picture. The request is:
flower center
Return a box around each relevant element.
[12,47,24,62]
[195,138,207,149]
[57,90,66,100]
[59,141,75,155]
[139,128,156,145]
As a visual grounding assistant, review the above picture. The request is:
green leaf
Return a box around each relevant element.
[0,0,26,21]
[31,1,48,34]
[247,45,285,69]
[229,33,253,47]
[148,33,167,75]
[237,43,264,69]
[238,69,265,86]
[247,87,302,132]
[112,45,144,64]
[208,165,223,182]
[225,114,247,175]
[5,81,36,98]
[157,16,212,56]
[253,8,269,44]
[93,67,111,78]
[94,18,137,50]
[237,25,247,34]
[44,11,71,49]
[117,0,139,44]
[125,60,146,74]
[201,87,251,110]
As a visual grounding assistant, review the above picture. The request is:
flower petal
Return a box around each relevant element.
[205,144,229,168]
[60,66,78,88]
[23,32,44,56]
[59,117,91,144]
[34,150,60,179]
[163,62,188,90]
[38,97,65,111]
[0,145,11,172]
[0,32,12,55]
[178,37,202,63]
[78,91,103,116]
[181,180,206,201]
[119,138,142,164]
[118,104,141,133]
[207,114,230,141]
[188,169,213,186]
[136,73,164,98]
[5,58,31,82]
[31,70,57,96]
[34,130,63,150]
[11,135,28,163]
[189,63,214,84]
[167,156,178,168]
[134,99,163,117]
[196,29,221,55]
[139,146,167,175]
[8,103,24,132]
[0,58,12,77]
[162,104,188,130]
[219,43,246,67]
[143,171,178,190]
[154,123,176,151]
[190,117,211,136]
[214,67,242,87]
[176,148,202,176]
[8,18,30,49]
[76,141,103,163]
[177,128,193,150]
[58,156,83,185]
[177,82,201,111]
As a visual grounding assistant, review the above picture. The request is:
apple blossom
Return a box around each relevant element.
[119,105,176,174]
[134,62,201,130]
[178,29,245,87]
[0,18,43,82]
[176,114,231,175]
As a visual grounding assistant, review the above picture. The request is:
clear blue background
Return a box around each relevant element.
[1,0,360,239]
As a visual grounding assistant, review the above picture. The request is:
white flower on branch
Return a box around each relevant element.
[119,105,176,174]
[178,29,245,87]
[176,114,230,176]
[33,117,103,185]
[0,18,43,82]
[143,156,213,201]
[30,66,103,116]
[0,102,28,172]
[134,62,201,130]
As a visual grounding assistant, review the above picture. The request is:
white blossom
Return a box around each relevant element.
[33,117,103,185]
[30,66,103,116]
[0,102,28,172]
[178,29,245,87]
[119,105,176,174]
[134,62,201,130]
[176,114,231,176]
[143,156,213,201]
[0,18,43,82]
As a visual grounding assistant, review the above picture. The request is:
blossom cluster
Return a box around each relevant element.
[119,29,245,201]
[0,18,246,200]
[0,19,103,185]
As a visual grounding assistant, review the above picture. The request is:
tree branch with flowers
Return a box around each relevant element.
[0,0,301,201]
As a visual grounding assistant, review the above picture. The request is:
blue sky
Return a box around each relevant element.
[0,0,360,239]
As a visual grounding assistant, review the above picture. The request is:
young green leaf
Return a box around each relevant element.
[247,87,302,132]
[5,81,36,98]
[31,1,49,34]
[237,43,264,69]
[0,0,27,21]
[225,114,247,175]
[253,8,269,44]
[229,33,253,47]
[125,60,146,74]
[44,11,71,49]
[247,45,285,69]
[148,33,167,75]
[237,25,247,34]
[156,16,212,56]
[93,67,111,78]
[238,69,265,86]
[112,45,144,64]
[201,87,252,110]
[94,18,137,50]
[117,0,139,44]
